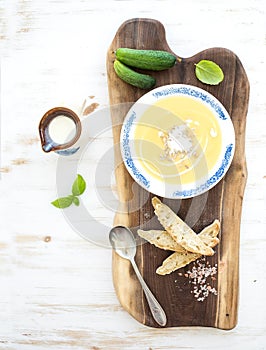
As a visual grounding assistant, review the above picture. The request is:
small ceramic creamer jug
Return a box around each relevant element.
[39,107,81,156]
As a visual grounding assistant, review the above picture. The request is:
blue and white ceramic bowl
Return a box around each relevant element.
[120,84,235,199]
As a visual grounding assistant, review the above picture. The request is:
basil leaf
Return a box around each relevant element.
[72,174,86,196]
[72,196,80,206]
[195,60,224,85]
[51,196,73,208]
[51,174,86,209]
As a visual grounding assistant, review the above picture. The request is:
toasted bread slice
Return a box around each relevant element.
[156,251,201,275]
[137,229,185,252]
[137,219,220,253]
[152,197,214,256]
[156,238,219,275]
[156,224,220,275]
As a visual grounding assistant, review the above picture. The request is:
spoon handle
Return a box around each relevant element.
[131,258,167,326]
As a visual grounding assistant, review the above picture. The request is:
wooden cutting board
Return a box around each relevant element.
[106,18,249,329]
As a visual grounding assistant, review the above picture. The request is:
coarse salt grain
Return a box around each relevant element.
[177,257,218,302]
[144,212,150,219]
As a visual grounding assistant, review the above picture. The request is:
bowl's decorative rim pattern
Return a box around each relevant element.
[120,84,235,199]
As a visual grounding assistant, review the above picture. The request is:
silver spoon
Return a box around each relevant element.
[109,225,167,327]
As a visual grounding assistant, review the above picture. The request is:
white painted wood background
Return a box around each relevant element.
[0,0,266,349]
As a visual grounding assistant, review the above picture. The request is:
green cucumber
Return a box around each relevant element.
[115,48,176,71]
[113,59,156,89]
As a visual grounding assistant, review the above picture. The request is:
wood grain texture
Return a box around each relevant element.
[106,18,249,329]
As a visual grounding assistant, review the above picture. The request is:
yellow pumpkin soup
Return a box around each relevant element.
[133,95,222,185]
